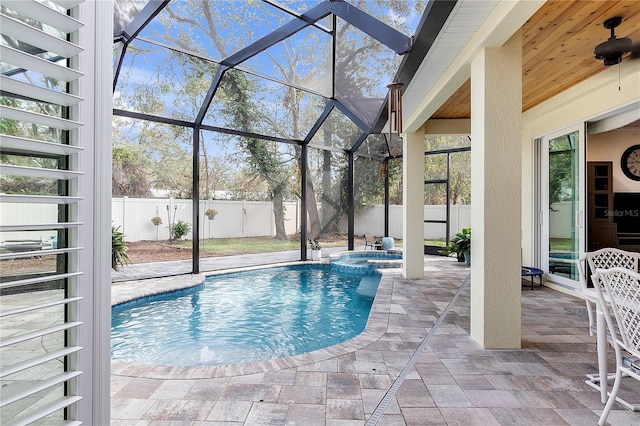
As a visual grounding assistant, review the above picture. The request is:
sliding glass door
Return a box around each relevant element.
[540,124,586,287]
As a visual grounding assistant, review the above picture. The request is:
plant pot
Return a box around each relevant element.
[456,252,465,262]
[310,249,321,261]
[463,250,471,266]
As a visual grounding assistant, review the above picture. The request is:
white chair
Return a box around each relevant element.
[591,267,640,426]
[577,248,639,336]
[363,234,381,250]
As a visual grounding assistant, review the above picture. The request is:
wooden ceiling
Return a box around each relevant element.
[432,0,640,119]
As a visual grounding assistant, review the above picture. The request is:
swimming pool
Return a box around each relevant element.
[111,264,381,366]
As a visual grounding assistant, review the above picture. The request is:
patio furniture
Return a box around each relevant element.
[576,248,639,406]
[364,234,381,250]
[590,267,640,425]
[521,266,544,290]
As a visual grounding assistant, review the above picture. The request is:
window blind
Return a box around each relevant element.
[0,0,86,424]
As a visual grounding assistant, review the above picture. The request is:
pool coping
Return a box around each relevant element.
[110,259,400,379]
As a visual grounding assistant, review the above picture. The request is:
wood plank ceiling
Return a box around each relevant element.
[432,0,640,119]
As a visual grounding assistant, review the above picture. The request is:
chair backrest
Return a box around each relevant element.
[592,267,640,358]
[586,248,639,290]
[364,233,375,243]
[587,248,639,275]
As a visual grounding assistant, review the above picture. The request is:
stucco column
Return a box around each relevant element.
[403,129,425,278]
[470,33,522,348]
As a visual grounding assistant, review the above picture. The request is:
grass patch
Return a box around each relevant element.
[172,234,405,256]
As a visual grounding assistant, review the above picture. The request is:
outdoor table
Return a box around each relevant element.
[521,267,543,290]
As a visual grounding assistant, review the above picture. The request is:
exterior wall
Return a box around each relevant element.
[521,59,640,265]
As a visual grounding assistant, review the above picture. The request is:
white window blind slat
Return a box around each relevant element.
[0,222,83,232]
[0,135,83,156]
[0,14,84,58]
[1,164,83,180]
[1,0,83,33]
[0,194,82,204]
[0,346,82,378]
[0,105,83,131]
[0,246,82,261]
[0,371,83,407]
[0,321,83,348]
[0,297,83,319]
[0,45,84,82]
[3,395,83,426]
[0,76,84,107]
[0,272,83,291]
[1,163,82,180]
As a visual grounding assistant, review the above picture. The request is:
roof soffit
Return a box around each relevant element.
[403,0,544,132]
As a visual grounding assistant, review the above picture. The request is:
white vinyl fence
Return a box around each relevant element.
[1,198,473,243]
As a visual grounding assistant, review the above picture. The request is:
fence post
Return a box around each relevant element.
[122,196,128,235]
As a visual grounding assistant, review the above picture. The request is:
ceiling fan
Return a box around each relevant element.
[594,17,640,66]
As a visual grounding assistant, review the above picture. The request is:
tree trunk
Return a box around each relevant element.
[272,189,287,240]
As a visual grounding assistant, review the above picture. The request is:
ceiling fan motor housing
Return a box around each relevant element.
[594,16,634,66]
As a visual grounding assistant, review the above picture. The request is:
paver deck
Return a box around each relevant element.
[110,252,640,425]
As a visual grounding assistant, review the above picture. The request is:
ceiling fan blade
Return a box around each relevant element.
[594,37,633,58]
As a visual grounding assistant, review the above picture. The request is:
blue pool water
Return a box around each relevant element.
[111,264,381,366]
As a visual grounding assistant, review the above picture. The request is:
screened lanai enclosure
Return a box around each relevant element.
[108,0,456,272]
[1,0,462,278]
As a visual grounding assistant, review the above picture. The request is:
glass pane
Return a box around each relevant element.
[353,0,428,37]
[138,0,297,62]
[309,107,363,150]
[240,25,332,97]
[114,0,151,35]
[197,131,301,255]
[114,39,216,121]
[335,18,403,127]
[204,69,326,140]
[354,155,385,244]
[356,134,386,157]
[548,131,580,280]
[307,147,348,247]
[112,118,193,272]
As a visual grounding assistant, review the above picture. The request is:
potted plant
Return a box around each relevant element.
[308,238,321,261]
[451,227,471,266]
[169,219,191,241]
[205,208,218,220]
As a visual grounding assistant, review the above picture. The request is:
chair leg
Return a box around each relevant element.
[599,366,623,426]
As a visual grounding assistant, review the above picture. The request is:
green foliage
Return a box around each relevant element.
[169,219,191,240]
[450,227,471,255]
[112,226,131,271]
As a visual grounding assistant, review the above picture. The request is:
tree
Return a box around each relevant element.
[114,0,426,238]
[112,145,152,197]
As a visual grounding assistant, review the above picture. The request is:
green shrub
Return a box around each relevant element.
[112,225,131,271]
[170,219,191,240]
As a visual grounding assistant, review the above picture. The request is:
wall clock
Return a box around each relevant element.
[621,144,640,181]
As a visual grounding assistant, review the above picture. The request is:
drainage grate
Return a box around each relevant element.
[365,274,471,425]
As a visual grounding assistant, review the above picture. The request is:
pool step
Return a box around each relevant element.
[367,259,403,268]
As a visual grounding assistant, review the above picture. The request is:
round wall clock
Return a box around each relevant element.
[621,144,640,181]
